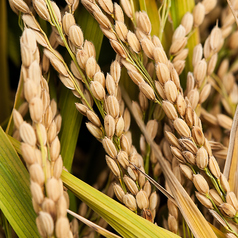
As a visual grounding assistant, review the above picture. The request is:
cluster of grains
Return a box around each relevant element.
[183,23,222,114]
[81,0,162,103]
[11,0,160,223]
[12,28,72,238]
[199,1,238,133]
[65,1,161,222]
[66,2,160,221]
[76,56,159,221]
[11,0,238,235]
[195,2,238,156]
[154,43,238,229]
[83,0,238,232]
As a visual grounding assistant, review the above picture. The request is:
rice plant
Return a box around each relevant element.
[1,0,238,237]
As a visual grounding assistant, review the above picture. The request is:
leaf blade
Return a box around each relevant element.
[62,170,180,238]
[223,106,238,196]
[0,127,40,237]
[0,0,10,123]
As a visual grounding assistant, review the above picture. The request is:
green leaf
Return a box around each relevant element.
[0,127,40,237]
[223,106,238,196]
[62,170,180,238]
[145,0,160,37]
[210,223,227,238]
[170,0,194,29]
[6,69,24,135]
[59,88,83,172]
[0,0,10,123]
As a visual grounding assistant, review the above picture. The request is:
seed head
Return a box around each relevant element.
[193,174,209,194]
[173,118,191,138]
[62,12,75,35]
[106,155,120,177]
[192,43,203,67]
[36,212,54,237]
[219,203,236,218]
[102,137,117,158]
[136,190,149,210]
[93,10,112,29]
[106,95,120,118]
[127,31,141,53]
[120,0,133,19]
[195,192,213,209]
[137,11,151,35]
[98,0,113,15]
[55,217,70,238]
[196,147,208,169]
[104,114,115,138]
[193,3,205,27]
[169,37,187,56]
[199,83,211,104]
[120,134,131,154]
[110,39,127,58]
[181,12,193,35]
[209,156,221,178]
[114,3,124,22]
[162,100,178,120]
[194,59,207,83]
[123,193,137,211]
[115,21,128,42]
[156,63,170,84]
[226,192,238,211]
[113,183,125,202]
[172,25,186,41]
[140,38,155,59]
[138,82,155,101]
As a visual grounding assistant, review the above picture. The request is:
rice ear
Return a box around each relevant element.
[122,87,217,238]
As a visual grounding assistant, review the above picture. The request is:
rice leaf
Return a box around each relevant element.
[0,0,10,123]
[6,68,24,135]
[59,88,83,172]
[0,127,40,237]
[67,209,121,238]
[223,106,238,196]
[210,223,227,238]
[62,170,180,238]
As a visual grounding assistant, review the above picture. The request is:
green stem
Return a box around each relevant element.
[111,27,162,102]
[217,178,226,196]
[205,168,225,201]
[159,0,171,41]
[206,194,238,237]
[144,144,151,174]
[187,163,196,174]
[182,218,186,238]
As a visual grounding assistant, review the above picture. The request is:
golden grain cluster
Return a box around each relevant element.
[7,0,238,237]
